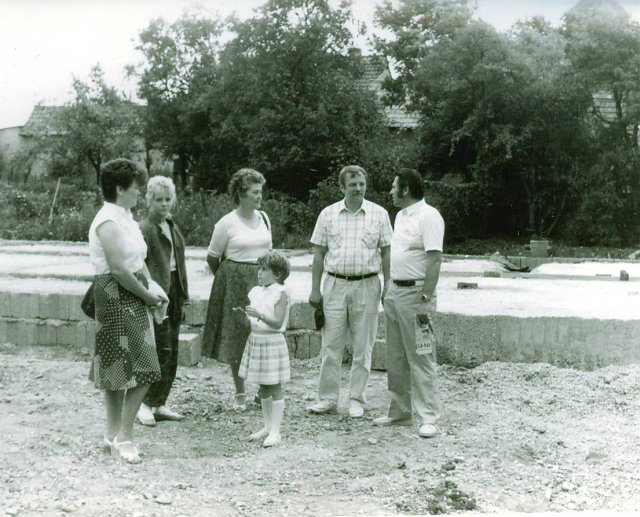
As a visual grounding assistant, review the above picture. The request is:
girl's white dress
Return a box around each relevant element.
[238,283,291,384]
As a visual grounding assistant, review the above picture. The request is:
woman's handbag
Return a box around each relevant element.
[81,280,96,318]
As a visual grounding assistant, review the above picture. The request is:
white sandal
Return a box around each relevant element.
[232,393,247,412]
[111,437,141,464]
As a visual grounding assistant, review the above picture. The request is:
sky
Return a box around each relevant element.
[1,0,639,129]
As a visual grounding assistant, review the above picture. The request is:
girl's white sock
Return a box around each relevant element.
[249,397,272,441]
[263,399,284,447]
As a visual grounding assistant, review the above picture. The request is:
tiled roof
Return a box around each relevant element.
[20,106,67,137]
[359,55,419,130]
[20,103,144,137]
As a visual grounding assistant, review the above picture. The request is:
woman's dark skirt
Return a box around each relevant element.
[89,273,161,391]
[202,260,259,367]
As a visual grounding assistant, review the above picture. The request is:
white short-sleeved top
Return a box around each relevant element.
[207,210,272,263]
[391,200,445,280]
[89,202,147,275]
[247,283,291,332]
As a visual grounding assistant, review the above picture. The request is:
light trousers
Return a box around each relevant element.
[318,275,381,404]
[384,283,440,425]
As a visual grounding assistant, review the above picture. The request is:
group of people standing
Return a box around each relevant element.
[87,159,444,464]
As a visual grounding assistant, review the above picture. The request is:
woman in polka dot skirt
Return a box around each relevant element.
[88,159,167,464]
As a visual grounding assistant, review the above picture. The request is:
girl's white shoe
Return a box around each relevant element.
[262,433,281,448]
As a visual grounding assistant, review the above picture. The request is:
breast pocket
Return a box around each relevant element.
[361,228,378,249]
[327,229,342,249]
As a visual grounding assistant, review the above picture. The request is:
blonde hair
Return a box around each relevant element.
[338,165,367,188]
[146,175,176,207]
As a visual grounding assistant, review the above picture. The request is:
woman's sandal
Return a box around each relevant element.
[111,437,142,464]
[232,393,247,412]
[248,428,269,441]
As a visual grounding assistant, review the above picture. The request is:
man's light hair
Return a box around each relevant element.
[338,165,367,188]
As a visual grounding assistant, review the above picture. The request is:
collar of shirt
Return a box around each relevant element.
[401,199,425,217]
[338,198,369,215]
[104,201,133,220]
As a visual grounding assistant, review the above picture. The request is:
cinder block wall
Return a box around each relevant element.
[1,288,640,370]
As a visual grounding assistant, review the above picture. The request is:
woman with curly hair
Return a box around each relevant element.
[202,168,272,411]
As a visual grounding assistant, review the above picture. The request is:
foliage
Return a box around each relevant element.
[132,13,224,189]
[53,65,144,183]
[132,0,385,198]
[0,182,101,241]
[562,4,640,238]
[423,180,492,242]
[376,1,594,238]
[199,0,385,197]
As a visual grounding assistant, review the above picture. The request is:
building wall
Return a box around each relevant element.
[0,127,24,160]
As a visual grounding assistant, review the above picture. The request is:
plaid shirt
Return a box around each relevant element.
[310,199,392,275]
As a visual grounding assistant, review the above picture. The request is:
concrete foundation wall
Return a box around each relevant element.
[0,289,638,370]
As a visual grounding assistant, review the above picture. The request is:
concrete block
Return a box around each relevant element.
[55,322,75,347]
[186,300,208,326]
[52,294,71,320]
[288,302,314,330]
[309,332,322,358]
[0,318,7,342]
[483,271,501,278]
[32,319,49,345]
[457,282,478,289]
[8,293,27,318]
[85,322,96,349]
[5,318,27,344]
[69,293,88,321]
[178,333,201,366]
[0,292,10,318]
[371,338,387,371]
[285,330,306,359]
[38,293,53,320]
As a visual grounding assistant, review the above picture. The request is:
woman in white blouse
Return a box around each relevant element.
[202,168,273,411]
[88,159,167,463]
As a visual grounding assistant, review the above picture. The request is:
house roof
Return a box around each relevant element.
[20,106,67,137]
[20,103,145,138]
[359,55,419,130]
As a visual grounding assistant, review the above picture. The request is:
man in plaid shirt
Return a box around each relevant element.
[307,165,392,418]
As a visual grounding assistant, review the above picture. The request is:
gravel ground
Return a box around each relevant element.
[2,343,640,516]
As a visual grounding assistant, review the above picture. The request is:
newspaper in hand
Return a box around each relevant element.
[415,312,436,356]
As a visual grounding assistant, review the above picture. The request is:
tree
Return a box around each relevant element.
[58,65,142,184]
[131,12,224,188]
[562,0,640,243]
[195,0,384,197]
[376,1,593,237]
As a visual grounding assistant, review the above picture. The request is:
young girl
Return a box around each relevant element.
[237,251,291,447]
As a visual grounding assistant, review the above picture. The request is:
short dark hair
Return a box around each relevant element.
[257,250,290,284]
[396,168,424,199]
[338,165,367,188]
[228,168,266,205]
[101,159,146,202]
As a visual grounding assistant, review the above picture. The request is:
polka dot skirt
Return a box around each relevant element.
[89,273,160,391]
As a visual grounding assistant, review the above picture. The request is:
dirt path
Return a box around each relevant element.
[1,343,640,516]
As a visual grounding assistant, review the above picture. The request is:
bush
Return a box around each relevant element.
[0,181,102,241]
[423,181,492,243]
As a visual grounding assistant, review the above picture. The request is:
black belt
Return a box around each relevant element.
[328,271,378,281]
[392,279,422,287]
